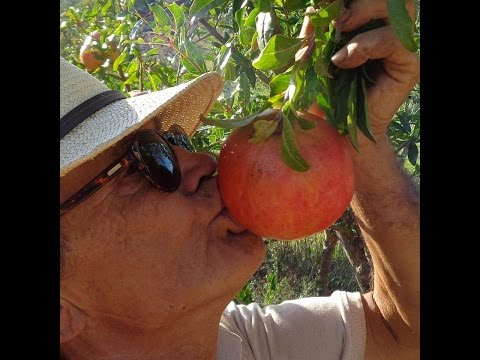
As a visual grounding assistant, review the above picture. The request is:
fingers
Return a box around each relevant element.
[299,6,316,38]
[339,0,387,32]
[338,0,416,32]
[331,26,409,69]
[295,7,316,62]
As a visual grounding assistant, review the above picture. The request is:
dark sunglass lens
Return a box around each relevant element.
[163,124,195,152]
[132,131,181,192]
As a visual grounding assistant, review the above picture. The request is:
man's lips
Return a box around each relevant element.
[216,208,247,235]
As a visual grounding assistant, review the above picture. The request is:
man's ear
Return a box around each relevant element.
[60,298,86,343]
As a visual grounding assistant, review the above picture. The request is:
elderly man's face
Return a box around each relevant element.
[60,144,265,325]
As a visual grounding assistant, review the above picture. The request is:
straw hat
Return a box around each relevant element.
[60,57,223,177]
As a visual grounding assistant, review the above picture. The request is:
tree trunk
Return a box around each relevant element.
[319,228,339,295]
[333,208,373,293]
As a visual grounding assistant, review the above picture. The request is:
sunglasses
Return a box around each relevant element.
[60,124,195,217]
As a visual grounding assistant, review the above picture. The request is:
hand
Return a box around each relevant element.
[332,0,419,138]
[302,0,420,140]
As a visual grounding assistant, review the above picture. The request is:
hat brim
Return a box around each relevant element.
[60,72,223,177]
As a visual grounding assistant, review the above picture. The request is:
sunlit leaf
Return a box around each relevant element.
[270,72,290,96]
[190,0,229,20]
[149,3,170,27]
[256,11,274,51]
[281,114,310,171]
[250,119,279,143]
[387,0,417,52]
[283,0,310,12]
[112,51,127,71]
[183,36,207,72]
[101,0,112,16]
[165,2,185,29]
[308,0,340,28]
[252,35,302,71]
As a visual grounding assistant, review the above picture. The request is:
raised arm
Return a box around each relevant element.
[326,0,420,358]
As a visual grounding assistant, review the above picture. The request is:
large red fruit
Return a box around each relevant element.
[218,112,355,240]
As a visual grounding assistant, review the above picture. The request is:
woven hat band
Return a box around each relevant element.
[60,90,126,139]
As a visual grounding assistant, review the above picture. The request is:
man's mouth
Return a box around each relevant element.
[217,208,247,235]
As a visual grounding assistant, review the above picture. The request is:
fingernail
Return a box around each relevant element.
[331,51,346,64]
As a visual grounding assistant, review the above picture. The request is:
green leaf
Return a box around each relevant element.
[165,2,185,29]
[112,51,127,71]
[387,0,417,52]
[101,0,112,16]
[148,73,161,91]
[356,74,376,142]
[224,61,236,81]
[297,115,316,130]
[149,3,170,27]
[219,80,239,100]
[236,7,257,47]
[183,36,207,73]
[113,23,127,36]
[252,35,302,71]
[190,0,228,20]
[313,40,333,78]
[181,57,202,75]
[270,72,290,96]
[250,119,279,143]
[124,72,137,85]
[283,0,310,12]
[232,0,247,30]
[397,112,411,133]
[407,142,418,165]
[256,11,275,51]
[347,73,359,151]
[253,0,272,12]
[201,114,258,128]
[267,93,285,107]
[146,48,160,57]
[243,66,257,88]
[289,64,306,111]
[308,0,340,28]
[281,114,310,172]
[216,46,232,72]
[238,72,251,104]
[328,69,354,133]
[201,108,279,128]
[297,66,319,111]
[245,7,261,27]
[315,91,334,124]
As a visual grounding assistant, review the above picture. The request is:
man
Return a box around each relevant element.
[60,0,419,358]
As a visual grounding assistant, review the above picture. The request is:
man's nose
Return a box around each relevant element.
[174,147,218,195]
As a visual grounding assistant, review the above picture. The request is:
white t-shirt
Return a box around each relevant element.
[218,291,366,360]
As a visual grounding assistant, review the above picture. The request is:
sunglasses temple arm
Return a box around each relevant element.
[60,155,133,216]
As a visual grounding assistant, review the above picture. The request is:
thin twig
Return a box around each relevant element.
[139,58,144,92]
